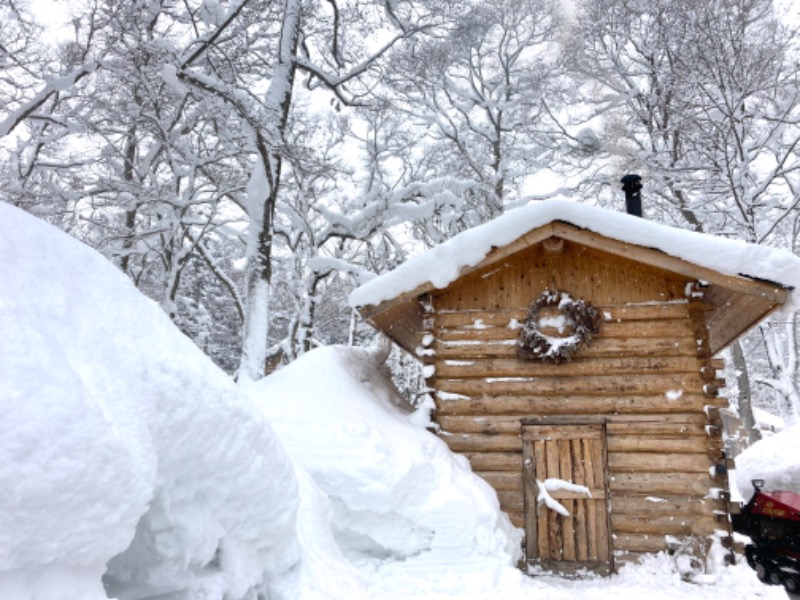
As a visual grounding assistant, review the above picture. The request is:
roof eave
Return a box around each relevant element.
[357,221,792,356]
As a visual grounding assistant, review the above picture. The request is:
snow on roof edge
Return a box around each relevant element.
[349,199,800,313]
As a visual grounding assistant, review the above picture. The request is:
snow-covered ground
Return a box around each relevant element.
[0,202,792,599]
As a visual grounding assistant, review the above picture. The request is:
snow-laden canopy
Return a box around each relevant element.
[350,199,800,313]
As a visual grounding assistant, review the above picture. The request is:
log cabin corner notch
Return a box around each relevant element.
[349,200,800,574]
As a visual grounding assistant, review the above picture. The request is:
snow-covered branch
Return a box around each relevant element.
[0,62,97,138]
[295,26,425,105]
[535,478,592,517]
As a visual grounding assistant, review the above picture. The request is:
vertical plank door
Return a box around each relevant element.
[522,422,613,575]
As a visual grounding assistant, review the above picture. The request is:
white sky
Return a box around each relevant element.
[29,0,72,40]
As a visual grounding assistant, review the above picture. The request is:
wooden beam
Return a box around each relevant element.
[608,452,713,473]
[507,511,525,529]
[607,436,723,454]
[605,421,708,436]
[612,514,717,536]
[611,494,724,516]
[497,490,525,511]
[613,534,671,553]
[439,415,525,434]
[434,336,700,359]
[435,394,715,417]
[463,452,522,471]
[436,356,710,379]
[444,433,522,453]
[438,412,711,434]
[475,471,523,491]
[437,373,709,397]
[436,319,697,341]
[433,302,694,328]
[609,472,715,496]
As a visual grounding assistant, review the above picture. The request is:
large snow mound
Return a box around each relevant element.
[0,203,299,599]
[250,343,524,593]
[735,424,800,502]
[349,199,800,312]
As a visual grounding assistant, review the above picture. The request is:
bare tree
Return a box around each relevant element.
[381,0,564,241]
[173,0,431,380]
[566,0,800,429]
[0,1,254,371]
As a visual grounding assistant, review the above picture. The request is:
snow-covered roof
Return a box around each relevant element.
[350,199,800,312]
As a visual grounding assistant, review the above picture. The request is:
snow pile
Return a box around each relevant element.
[0,203,299,599]
[735,423,800,502]
[753,407,784,433]
[250,342,524,595]
[349,199,800,312]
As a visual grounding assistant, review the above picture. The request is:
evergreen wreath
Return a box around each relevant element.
[517,289,601,364]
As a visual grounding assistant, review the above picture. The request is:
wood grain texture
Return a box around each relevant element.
[435,394,720,417]
[523,423,610,569]
[609,472,715,496]
[611,494,725,516]
[423,260,732,568]
[436,374,709,397]
[436,356,710,379]
[435,336,701,359]
[608,452,713,473]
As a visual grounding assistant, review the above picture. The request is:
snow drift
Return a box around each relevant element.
[0,203,299,599]
[251,342,524,594]
[0,202,523,599]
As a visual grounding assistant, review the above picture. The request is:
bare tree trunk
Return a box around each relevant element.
[298,275,321,355]
[238,0,300,381]
[119,126,138,275]
[731,340,761,446]
[759,317,800,427]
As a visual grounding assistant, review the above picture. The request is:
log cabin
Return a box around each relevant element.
[349,199,800,575]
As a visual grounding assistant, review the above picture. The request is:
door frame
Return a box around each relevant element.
[521,416,614,575]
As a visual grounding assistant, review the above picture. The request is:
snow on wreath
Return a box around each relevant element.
[517,289,601,364]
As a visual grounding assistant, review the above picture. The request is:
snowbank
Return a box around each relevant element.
[349,199,800,313]
[0,203,299,599]
[753,407,784,433]
[735,423,800,502]
[250,343,525,595]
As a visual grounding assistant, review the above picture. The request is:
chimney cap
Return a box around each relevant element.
[621,174,643,218]
[620,174,642,189]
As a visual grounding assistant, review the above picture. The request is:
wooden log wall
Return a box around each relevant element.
[422,299,730,563]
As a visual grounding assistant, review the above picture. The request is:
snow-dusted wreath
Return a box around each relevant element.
[517,289,601,364]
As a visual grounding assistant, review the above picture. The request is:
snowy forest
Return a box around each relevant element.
[2,0,800,424]
[5,0,800,598]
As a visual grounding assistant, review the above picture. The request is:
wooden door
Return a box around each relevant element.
[522,422,612,574]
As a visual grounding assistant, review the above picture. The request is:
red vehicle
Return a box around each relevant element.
[731,480,800,593]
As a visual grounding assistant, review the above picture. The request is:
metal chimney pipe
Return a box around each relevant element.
[620,174,643,217]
